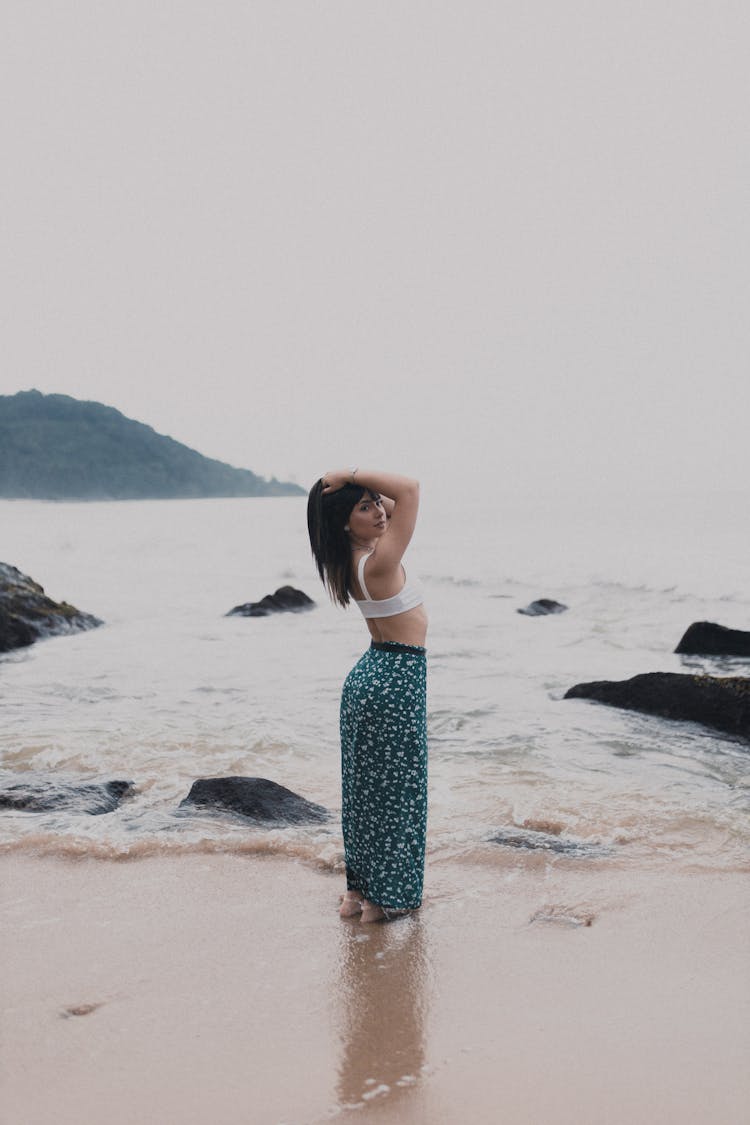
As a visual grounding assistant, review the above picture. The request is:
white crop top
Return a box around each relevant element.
[353,551,424,619]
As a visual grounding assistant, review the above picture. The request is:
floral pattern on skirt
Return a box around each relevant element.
[340,641,428,910]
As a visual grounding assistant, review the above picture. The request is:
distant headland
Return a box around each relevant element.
[0,390,304,500]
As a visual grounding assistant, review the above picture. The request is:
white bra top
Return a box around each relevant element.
[353,551,424,619]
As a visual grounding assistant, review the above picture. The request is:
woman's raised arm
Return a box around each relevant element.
[321,468,419,571]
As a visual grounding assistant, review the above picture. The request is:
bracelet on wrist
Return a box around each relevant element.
[348,466,359,483]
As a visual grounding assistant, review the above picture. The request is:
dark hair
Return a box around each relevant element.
[307,479,369,608]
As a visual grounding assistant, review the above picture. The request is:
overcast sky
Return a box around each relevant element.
[1,2,748,497]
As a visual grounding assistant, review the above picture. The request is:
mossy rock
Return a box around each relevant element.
[0,562,103,654]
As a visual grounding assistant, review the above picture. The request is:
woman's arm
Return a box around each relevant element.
[379,494,396,519]
[321,468,417,502]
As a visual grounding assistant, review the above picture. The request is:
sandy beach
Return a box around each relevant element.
[1,852,748,1125]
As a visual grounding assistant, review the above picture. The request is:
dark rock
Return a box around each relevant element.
[565,673,750,742]
[675,622,750,657]
[0,562,103,654]
[179,776,330,824]
[489,828,607,857]
[227,586,315,617]
[0,779,134,815]
[517,599,568,616]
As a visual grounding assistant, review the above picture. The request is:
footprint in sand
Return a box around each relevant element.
[61,1002,103,1018]
[529,905,595,927]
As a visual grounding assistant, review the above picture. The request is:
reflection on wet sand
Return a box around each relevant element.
[335,915,430,1116]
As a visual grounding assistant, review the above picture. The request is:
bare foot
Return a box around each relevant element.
[339,891,363,918]
[360,899,387,924]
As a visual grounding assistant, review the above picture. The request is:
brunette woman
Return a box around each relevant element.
[307,469,428,923]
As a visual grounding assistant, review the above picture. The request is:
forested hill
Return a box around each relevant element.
[0,391,303,500]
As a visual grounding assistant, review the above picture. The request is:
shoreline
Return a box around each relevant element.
[1,853,748,1124]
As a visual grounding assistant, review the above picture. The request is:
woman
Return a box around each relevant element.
[307,468,428,923]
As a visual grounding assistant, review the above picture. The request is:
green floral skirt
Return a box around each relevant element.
[340,640,428,911]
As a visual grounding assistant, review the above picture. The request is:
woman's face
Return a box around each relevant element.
[347,491,387,543]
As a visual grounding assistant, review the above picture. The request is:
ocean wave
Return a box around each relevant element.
[0,830,346,870]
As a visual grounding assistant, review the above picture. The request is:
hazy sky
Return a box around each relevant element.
[2,2,748,496]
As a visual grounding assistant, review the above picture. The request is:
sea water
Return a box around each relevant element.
[1,490,748,874]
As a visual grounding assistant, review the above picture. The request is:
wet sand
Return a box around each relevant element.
[1,853,748,1125]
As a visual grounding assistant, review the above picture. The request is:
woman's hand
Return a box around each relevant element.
[321,469,354,494]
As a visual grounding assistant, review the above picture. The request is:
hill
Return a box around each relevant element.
[0,391,303,500]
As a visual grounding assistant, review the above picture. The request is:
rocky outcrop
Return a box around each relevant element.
[517,599,568,616]
[565,673,750,742]
[0,779,134,814]
[179,777,330,824]
[675,622,750,657]
[227,586,315,617]
[0,562,103,653]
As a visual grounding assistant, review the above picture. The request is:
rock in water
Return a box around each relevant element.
[517,599,568,616]
[227,586,315,617]
[565,673,750,742]
[489,828,607,857]
[675,622,750,657]
[179,777,330,824]
[0,562,103,654]
[0,779,134,814]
